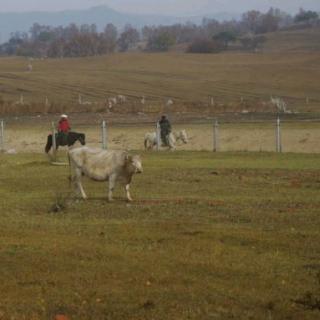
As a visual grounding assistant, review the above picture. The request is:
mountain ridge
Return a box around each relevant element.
[0,5,238,43]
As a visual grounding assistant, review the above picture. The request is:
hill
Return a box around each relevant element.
[264,26,320,52]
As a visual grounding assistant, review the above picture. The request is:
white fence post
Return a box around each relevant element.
[156,122,161,151]
[0,120,4,151]
[213,119,219,152]
[276,117,282,153]
[101,120,107,149]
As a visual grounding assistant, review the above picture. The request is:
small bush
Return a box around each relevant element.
[187,38,223,53]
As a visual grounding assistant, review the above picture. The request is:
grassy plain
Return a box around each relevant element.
[0,27,320,116]
[0,42,320,114]
[0,151,320,319]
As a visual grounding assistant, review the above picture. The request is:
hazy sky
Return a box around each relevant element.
[0,0,319,15]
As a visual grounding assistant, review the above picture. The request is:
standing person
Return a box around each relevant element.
[57,114,71,144]
[159,115,172,146]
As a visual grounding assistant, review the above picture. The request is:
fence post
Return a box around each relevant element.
[213,119,219,152]
[0,120,4,151]
[51,122,57,161]
[276,117,282,153]
[101,120,107,149]
[156,122,161,151]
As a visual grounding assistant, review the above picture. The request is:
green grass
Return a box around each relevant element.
[0,151,320,319]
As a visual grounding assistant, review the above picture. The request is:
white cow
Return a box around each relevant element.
[68,147,143,201]
[144,130,188,151]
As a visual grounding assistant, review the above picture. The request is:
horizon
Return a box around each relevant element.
[0,0,320,16]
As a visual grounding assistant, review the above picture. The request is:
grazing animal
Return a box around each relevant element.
[45,131,86,153]
[270,96,287,113]
[68,147,143,201]
[166,98,173,106]
[108,97,117,105]
[144,130,188,150]
[117,95,126,103]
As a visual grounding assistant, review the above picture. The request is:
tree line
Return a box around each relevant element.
[0,8,318,57]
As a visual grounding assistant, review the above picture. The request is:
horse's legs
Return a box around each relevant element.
[45,134,52,153]
[51,145,58,161]
[108,174,116,202]
[168,134,176,151]
[125,183,132,202]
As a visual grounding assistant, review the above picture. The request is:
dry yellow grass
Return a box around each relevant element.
[0,50,319,113]
[265,26,320,52]
[3,122,320,154]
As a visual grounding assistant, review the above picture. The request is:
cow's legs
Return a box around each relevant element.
[75,167,87,199]
[108,174,116,201]
[125,184,132,202]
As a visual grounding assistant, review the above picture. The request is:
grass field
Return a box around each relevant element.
[0,27,320,115]
[0,50,319,114]
[1,151,320,319]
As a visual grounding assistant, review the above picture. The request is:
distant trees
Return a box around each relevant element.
[242,10,262,34]
[294,9,319,23]
[0,32,28,55]
[241,8,287,34]
[0,7,318,57]
[0,23,122,58]
[103,24,118,53]
[117,24,140,52]
[146,32,175,51]
[213,31,237,49]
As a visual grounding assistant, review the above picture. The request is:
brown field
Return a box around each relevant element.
[0,27,320,115]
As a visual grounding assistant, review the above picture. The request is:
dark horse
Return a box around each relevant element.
[45,131,86,153]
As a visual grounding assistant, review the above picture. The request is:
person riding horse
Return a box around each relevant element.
[159,115,172,146]
[58,114,71,144]
[45,114,85,153]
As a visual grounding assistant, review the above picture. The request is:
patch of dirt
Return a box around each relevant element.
[293,292,320,310]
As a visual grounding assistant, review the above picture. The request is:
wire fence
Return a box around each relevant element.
[1,117,320,154]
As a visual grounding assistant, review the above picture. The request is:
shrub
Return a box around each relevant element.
[187,38,223,53]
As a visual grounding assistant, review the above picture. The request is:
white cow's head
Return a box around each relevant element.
[125,154,143,174]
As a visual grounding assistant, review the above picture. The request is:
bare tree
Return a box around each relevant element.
[117,24,140,52]
[103,24,118,53]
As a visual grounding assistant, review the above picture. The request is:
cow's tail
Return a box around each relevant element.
[67,151,73,186]
[144,135,149,150]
